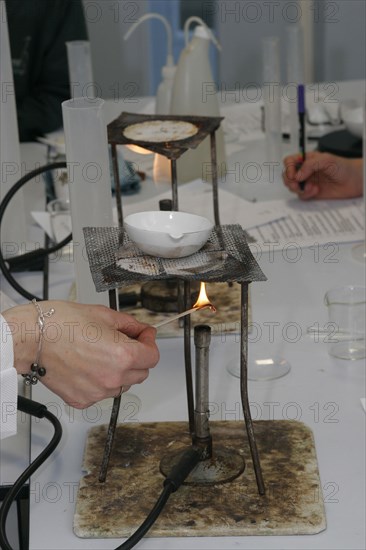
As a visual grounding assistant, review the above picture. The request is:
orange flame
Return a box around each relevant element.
[125,144,153,155]
[193,282,217,312]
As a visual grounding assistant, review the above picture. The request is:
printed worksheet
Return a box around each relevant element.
[247,198,365,248]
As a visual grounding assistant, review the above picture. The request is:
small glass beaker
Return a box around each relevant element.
[324,286,366,360]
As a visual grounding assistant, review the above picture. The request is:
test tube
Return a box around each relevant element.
[66,41,95,99]
[62,97,113,305]
[262,36,282,163]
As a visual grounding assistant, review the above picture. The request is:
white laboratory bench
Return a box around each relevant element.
[1,80,365,550]
[25,240,366,550]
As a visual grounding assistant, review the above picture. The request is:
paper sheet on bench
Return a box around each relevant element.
[246,197,364,249]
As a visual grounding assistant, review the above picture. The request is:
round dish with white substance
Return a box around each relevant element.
[123,120,199,143]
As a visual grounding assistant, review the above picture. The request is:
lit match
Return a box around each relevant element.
[153,282,216,329]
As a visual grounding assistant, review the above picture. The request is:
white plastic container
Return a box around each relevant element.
[154,55,176,186]
[262,36,282,163]
[66,41,95,99]
[0,3,27,257]
[156,64,176,115]
[124,14,176,185]
[124,13,175,115]
[170,17,226,183]
[61,98,113,305]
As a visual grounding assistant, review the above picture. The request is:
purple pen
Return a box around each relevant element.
[297,84,306,190]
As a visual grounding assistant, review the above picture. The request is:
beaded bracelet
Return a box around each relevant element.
[22,299,55,386]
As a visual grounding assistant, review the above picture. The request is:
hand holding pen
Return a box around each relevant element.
[282,151,363,200]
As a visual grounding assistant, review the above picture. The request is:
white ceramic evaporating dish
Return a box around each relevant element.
[123,211,214,258]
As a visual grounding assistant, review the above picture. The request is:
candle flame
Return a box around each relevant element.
[193,282,216,312]
[125,144,153,155]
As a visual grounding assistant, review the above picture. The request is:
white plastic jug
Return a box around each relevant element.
[170,16,226,183]
[124,13,176,186]
[124,13,176,115]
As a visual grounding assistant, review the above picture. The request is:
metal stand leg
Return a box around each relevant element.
[171,159,178,211]
[0,485,29,550]
[210,131,220,227]
[16,489,30,550]
[111,143,123,228]
[183,281,195,434]
[42,234,49,300]
[99,289,121,483]
[240,283,265,495]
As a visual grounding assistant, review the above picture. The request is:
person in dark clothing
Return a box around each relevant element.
[5,0,88,142]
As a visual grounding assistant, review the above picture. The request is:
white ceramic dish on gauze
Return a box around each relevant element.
[124,211,214,258]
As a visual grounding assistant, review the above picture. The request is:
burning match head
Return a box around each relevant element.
[193,282,217,312]
[153,282,217,329]
[124,211,214,258]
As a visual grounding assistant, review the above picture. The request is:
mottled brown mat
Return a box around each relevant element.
[74,420,326,538]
